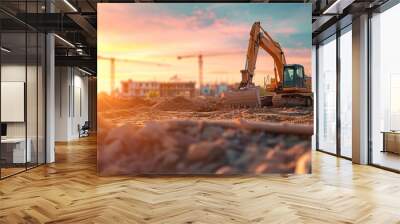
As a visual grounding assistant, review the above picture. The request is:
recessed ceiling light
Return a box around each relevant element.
[78,67,93,76]
[54,34,75,48]
[1,47,11,53]
[322,0,355,15]
[63,0,78,12]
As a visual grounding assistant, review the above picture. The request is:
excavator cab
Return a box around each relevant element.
[282,64,305,89]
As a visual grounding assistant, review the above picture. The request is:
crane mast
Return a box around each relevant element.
[98,56,170,94]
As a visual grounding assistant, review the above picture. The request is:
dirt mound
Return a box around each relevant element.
[98,93,154,112]
[152,96,198,111]
[152,96,221,112]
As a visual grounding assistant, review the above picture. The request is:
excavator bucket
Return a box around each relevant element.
[222,87,261,108]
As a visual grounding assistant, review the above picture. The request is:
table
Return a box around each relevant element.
[1,138,32,164]
[382,131,400,154]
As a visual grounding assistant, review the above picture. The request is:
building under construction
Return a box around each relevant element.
[120,80,195,98]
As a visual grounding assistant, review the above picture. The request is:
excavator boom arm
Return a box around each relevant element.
[224,22,312,108]
[240,22,286,88]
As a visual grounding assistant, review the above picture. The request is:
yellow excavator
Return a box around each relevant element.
[223,22,312,107]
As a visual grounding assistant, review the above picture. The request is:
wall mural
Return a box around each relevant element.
[97,3,313,175]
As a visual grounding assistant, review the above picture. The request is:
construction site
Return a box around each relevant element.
[97,21,314,175]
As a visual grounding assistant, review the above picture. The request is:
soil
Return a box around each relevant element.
[98,93,155,112]
[97,95,313,175]
[99,95,313,127]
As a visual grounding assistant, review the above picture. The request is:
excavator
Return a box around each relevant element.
[223,22,312,107]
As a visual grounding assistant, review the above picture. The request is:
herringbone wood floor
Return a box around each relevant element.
[1,136,400,224]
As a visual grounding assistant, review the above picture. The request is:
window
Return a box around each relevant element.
[0,2,46,179]
[339,27,352,158]
[317,35,337,154]
[284,67,295,88]
[312,46,317,150]
[370,3,400,171]
[297,66,304,79]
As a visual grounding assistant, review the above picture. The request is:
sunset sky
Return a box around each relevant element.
[98,3,311,93]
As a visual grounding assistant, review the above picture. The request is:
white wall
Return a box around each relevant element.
[55,67,89,141]
[55,66,70,141]
[1,65,36,138]
[1,63,46,164]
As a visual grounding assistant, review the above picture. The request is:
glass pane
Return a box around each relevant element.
[26,0,38,169]
[38,33,45,165]
[297,67,303,79]
[317,36,337,154]
[284,67,295,87]
[312,46,317,150]
[27,30,38,169]
[1,30,27,177]
[371,5,400,171]
[340,28,352,158]
[296,66,304,88]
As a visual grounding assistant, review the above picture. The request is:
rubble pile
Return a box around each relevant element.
[98,93,155,112]
[152,96,199,111]
[98,95,313,128]
[100,107,313,128]
[98,120,311,175]
[152,96,219,112]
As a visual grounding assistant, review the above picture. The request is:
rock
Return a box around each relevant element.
[254,163,268,174]
[188,162,204,172]
[282,135,301,148]
[136,122,167,141]
[186,142,215,161]
[222,129,236,139]
[286,143,309,158]
[176,162,186,171]
[172,131,197,148]
[263,134,282,146]
[251,132,266,143]
[246,144,259,154]
[98,118,311,175]
[226,149,240,164]
[295,152,311,174]
[104,124,138,145]
[215,166,234,175]
[264,148,277,160]
[203,162,224,172]
[201,125,224,140]
[161,153,180,167]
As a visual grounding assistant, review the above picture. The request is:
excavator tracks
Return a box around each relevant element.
[222,89,312,108]
[270,93,313,107]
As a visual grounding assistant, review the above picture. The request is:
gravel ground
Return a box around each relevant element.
[98,95,313,127]
[98,120,311,175]
[97,95,313,175]
[100,106,313,128]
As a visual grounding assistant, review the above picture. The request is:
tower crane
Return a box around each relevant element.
[177,51,243,94]
[98,56,170,93]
